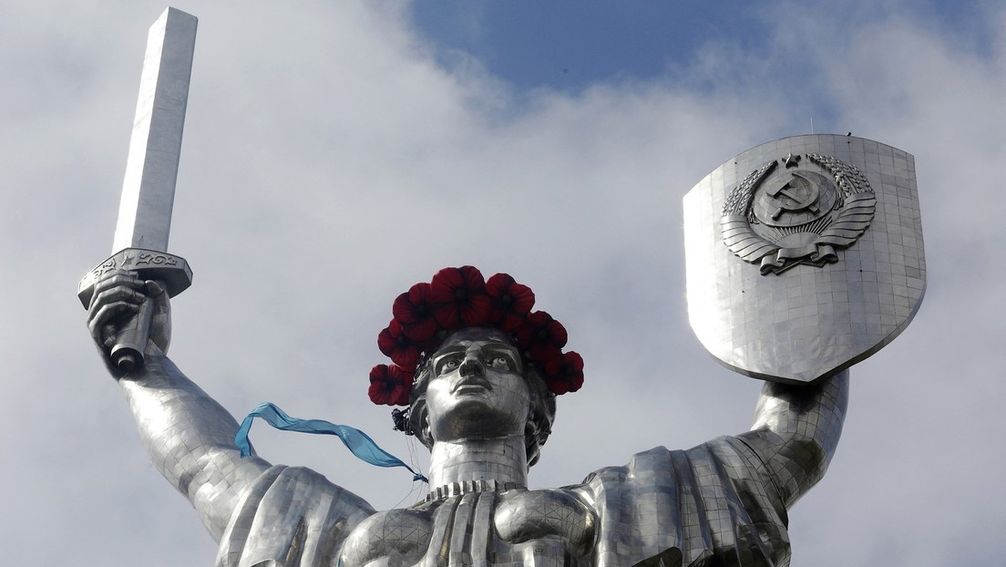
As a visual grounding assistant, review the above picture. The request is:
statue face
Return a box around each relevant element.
[424,332,530,443]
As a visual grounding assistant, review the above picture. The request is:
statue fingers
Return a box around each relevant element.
[144,280,165,296]
[88,300,140,341]
[89,271,145,310]
[144,280,169,312]
[89,284,147,318]
[101,323,117,349]
[93,269,143,290]
[143,279,172,353]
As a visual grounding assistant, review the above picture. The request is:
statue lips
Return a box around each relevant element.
[450,375,493,395]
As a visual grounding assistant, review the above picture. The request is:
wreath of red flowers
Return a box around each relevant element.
[370,266,584,405]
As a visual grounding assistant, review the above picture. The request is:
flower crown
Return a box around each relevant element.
[369,266,584,406]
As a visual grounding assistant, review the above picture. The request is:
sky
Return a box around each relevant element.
[1,0,1004,565]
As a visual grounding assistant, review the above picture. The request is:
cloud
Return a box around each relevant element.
[1,1,1002,565]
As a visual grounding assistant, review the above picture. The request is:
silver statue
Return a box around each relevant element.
[88,278,847,566]
[85,10,924,567]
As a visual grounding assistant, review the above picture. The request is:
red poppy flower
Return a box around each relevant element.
[517,310,568,359]
[527,345,562,370]
[486,273,535,332]
[430,266,491,329]
[392,282,439,342]
[377,319,420,370]
[543,351,584,395]
[368,364,413,406]
[373,266,584,405]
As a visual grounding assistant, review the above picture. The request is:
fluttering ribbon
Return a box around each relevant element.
[235,402,428,483]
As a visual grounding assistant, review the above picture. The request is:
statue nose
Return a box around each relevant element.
[459,357,484,378]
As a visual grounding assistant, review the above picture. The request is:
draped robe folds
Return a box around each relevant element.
[215,436,790,567]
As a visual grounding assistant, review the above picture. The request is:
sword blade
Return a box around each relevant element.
[112,7,197,253]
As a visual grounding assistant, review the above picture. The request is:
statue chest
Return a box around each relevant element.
[338,487,596,566]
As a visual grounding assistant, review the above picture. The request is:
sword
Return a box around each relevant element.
[78,7,197,371]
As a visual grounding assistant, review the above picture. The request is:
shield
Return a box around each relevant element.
[683,135,926,383]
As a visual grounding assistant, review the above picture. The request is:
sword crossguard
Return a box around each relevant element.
[78,248,192,308]
[79,248,192,371]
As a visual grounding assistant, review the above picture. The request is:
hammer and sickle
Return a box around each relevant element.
[765,172,820,220]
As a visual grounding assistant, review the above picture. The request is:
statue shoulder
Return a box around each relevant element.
[578,440,790,566]
[216,465,375,566]
[580,438,769,488]
[578,445,675,486]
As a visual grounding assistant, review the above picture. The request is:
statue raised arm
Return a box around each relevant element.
[743,372,849,509]
[87,270,374,543]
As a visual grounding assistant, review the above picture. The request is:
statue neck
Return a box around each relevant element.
[427,434,528,490]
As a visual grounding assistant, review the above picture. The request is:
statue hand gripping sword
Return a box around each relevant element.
[79,8,195,372]
[80,11,281,542]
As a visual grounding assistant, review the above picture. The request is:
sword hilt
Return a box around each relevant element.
[79,248,192,370]
[110,292,156,371]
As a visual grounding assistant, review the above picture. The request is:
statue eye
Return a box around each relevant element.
[487,356,511,369]
[440,358,461,374]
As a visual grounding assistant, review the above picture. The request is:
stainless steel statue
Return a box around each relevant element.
[83,9,924,567]
[87,267,851,566]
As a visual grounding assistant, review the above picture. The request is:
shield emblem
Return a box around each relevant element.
[683,135,926,383]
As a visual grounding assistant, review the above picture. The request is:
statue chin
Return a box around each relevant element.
[429,397,526,443]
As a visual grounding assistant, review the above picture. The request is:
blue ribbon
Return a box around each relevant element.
[235,402,428,483]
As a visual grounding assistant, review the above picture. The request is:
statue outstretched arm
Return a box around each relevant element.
[119,351,271,540]
[738,370,849,508]
[88,272,270,540]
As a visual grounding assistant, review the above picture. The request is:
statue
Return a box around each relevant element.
[83,9,925,567]
[88,266,848,566]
